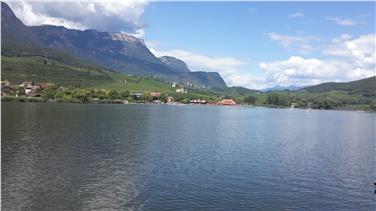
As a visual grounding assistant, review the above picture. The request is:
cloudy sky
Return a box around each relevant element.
[6,1,376,89]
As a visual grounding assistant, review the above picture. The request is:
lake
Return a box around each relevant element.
[2,103,375,210]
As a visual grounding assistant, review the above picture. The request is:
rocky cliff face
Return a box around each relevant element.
[159,56,191,73]
[1,2,227,88]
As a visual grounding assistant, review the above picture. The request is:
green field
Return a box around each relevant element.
[2,56,113,87]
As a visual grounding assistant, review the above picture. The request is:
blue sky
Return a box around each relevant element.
[144,2,373,60]
[143,2,375,88]
[7,1,376,89]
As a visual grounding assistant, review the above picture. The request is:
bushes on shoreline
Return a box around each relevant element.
[2,84,376,111]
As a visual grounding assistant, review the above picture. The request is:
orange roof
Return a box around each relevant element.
[217,99,237,105]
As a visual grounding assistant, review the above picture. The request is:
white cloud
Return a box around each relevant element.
[260,34,376,87]
[150,34,375,89]
[326,16,364,26]
[149,48,259,87]
[268,32,317,54]
[6,0,148,37]
[150,48,248,73]
[289,12,304,18]
[127,28,145,39]
[259,34,376,86]
[331,33,352,44]
[260,56,374,87]
[324,34,376,68]
[226,74,267,90]
[248,8,256,13]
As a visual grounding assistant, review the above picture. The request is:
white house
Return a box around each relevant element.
[176,88,187,94]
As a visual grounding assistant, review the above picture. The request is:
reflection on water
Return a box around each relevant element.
[2,103,376,210]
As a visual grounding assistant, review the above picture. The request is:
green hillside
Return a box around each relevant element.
[303,76,376,96]
[2,56,113,87]
[2,41,99,68]
[1,56,219,101]
[209,86,259,98]
[1,56,172,92]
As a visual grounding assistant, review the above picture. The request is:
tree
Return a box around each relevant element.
[55,90,64,99]
[243,95,257,105]
[159,94,168,103]
[180,98,190,104]
[41,87,58,99]
[72,89,90,103]
[121,90,130,99]
[312,97,340,109]
[266,92,291,107]
[368,100,376,111]
[108,90,119,100]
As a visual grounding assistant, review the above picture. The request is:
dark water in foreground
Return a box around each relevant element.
[2,103,375,210]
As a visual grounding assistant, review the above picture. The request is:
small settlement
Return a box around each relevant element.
[1,80,54,97]
[1,80,238,106]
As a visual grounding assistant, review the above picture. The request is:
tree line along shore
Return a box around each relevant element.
[1,80,375,112]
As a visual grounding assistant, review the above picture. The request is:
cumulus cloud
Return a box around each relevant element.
[268,32,317,54]
[225,74,267,90]
[289,12,304,18]
[150,49,248,72]
[262,58,370,86]
[260,34,376,87]
[148,48,258,87]
[324,34,376,68]
[150,33,375,89]
[5,0,148,37]
[326,16,364,26]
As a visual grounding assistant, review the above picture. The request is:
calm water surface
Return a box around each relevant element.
[2,103,375,210]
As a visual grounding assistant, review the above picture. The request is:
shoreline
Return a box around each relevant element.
[1,96,374,113]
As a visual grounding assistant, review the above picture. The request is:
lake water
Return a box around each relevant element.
[2,103,375,210]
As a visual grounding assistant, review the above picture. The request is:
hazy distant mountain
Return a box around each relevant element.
[302,76,376,96]
[1,2,226,88]
[262,85,304,92]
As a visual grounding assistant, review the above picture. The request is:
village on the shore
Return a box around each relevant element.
[0,80,237,106]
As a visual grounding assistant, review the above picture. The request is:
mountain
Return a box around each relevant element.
[262,85,304,92]
[157,56,226,87]
[183,71,226,88]
[1,2,226,88]
[159,56,190,73]
[302,76,376,96]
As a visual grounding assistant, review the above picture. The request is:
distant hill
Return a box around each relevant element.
[1,2,226,88]
[302,76,376,96]
[210,86,259,98]
[262,85,304,92]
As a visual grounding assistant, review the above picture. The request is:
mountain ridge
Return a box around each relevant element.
[1,2,226,88]
[159,56,191,73]
[262,85,304,92]
[302,76,376,96]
